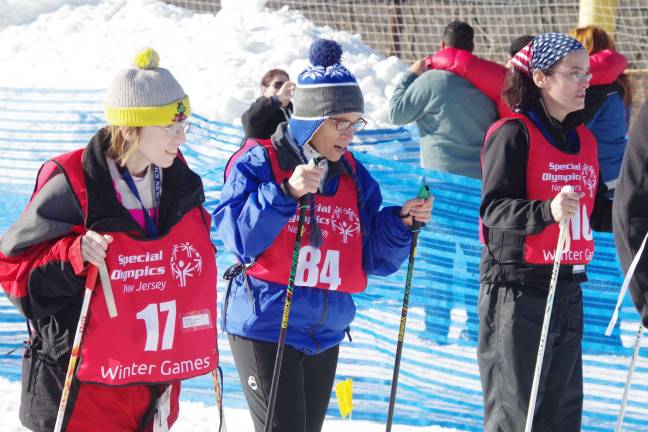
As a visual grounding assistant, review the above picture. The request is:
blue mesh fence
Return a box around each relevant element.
[0,88,646,430]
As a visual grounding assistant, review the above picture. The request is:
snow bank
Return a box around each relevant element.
[0,0,408,126]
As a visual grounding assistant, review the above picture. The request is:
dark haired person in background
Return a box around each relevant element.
[390,20,497,177]
[242,68,295,139]
[390,20,496,345]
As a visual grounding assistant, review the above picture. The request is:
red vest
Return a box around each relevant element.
[242,140,367,293]
[483,114,598,265]
[52,149,218,385]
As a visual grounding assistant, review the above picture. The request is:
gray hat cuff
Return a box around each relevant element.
[292,84,364,119]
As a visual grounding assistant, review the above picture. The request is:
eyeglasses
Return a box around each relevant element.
[329,117,368,132]
[155,121,191,137]
[267,81,286,90]
[547,70,592,83]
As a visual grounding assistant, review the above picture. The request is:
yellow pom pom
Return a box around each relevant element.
[133,48,160,70]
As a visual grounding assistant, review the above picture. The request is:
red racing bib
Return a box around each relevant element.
[480,115,599,265]
[76,208,218,385]
[246,143,367,293]
[522,114,598,264]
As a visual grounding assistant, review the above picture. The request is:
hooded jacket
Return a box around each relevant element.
[213,123,412,354]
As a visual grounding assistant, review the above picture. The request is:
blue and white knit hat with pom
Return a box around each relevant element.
[289,39,365,147]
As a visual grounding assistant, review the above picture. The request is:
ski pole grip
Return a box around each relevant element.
[410,181,431,231]
[308,156,325,168]
[300,157,325,206]
[559,185,574,225]
[561,185,574,194]
[417,182,431,200]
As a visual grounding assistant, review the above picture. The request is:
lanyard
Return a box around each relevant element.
[118,165,161,237]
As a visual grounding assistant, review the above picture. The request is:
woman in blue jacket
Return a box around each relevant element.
[572,25,632,193]
[213,39,433,432]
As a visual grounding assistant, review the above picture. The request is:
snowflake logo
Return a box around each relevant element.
[170,242,203,287]
[325,64,351,78]
[331,206,361,244]
[300,66,326,81]
[581,163,597,199]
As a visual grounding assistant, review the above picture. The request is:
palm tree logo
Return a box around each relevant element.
[331,206,361,244]
[581,163,597,199]
[170,242,203,287]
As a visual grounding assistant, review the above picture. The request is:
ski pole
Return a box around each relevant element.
[212,367,228,432]
[385,180,430,432]
[264,158,321,432]
[615,322,644,432]
[54,264,99,432]
[524,185,572,432]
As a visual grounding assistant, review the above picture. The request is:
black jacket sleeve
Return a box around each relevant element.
[241,97,290,140]
[480,120,555,234]
[613,100,648,324]
[590,172,612,232]
[0,172,85,318]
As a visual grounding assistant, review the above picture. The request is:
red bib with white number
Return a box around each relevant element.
[520,114,598,264]
[246,143,367,293]
[76,208,218,385]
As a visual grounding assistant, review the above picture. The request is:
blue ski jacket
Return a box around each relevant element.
[586,87,630,187]
[213,124,413,354]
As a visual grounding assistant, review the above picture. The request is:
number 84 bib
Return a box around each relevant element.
[246,143,367,293]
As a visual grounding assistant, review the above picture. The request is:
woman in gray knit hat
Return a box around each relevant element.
[0,48,218,431]
[215,39,433,432]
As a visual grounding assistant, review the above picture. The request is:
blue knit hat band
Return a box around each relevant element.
[291,85,364,119]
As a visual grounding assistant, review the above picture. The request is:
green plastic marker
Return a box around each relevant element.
[417,179,430,199]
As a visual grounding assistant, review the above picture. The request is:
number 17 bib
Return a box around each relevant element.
[76,208,218,385]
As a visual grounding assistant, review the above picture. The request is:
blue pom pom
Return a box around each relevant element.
[308,39,342,67]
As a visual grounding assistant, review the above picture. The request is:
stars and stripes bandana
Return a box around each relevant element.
[511,32,584,76]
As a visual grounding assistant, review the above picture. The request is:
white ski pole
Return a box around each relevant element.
[615,323,644,432]
[54,264,99,432]
[524,185,572,432]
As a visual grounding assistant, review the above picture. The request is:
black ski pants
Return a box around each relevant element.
[228,334,339,432]
[477,281,583,432]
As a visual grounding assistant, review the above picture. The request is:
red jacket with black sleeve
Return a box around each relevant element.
[0,128,208,432]
[425,47,628,117]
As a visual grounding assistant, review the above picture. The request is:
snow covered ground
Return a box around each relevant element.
[0,0,408,127]
[0,377,457,431]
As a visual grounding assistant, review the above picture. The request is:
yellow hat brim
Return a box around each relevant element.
[104,96,191,126]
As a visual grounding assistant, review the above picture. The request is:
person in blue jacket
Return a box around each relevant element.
[213,39,433,432]
[572,25,632,194]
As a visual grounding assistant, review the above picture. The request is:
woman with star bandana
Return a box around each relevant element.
[477,33,612,431]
